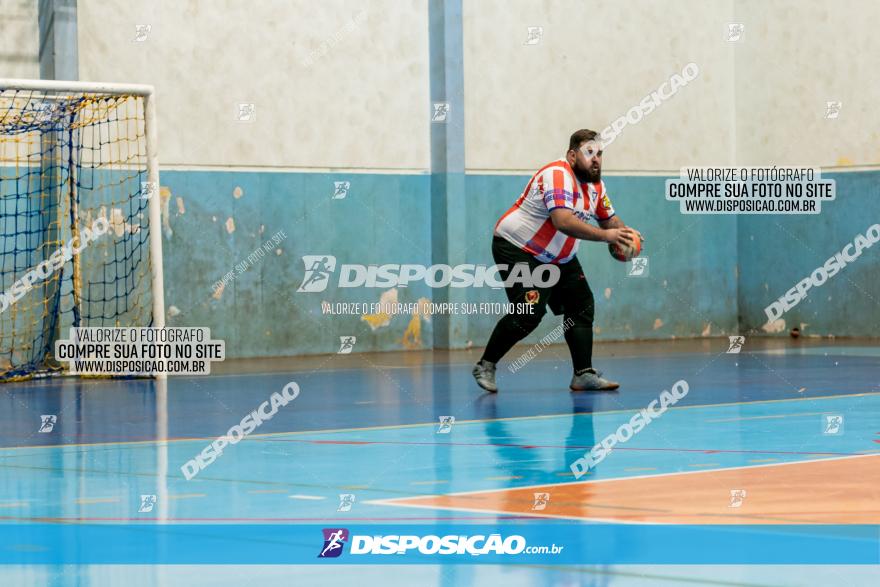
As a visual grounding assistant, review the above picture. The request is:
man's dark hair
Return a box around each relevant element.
[568,129,598,151]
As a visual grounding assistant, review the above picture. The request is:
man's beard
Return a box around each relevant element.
[574,164,601,183]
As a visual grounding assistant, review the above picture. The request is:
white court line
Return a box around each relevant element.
[0,391,876,453]
[366,452,879,523]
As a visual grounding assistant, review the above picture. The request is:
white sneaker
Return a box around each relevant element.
[570,368,619,392]
[472,360,498,393]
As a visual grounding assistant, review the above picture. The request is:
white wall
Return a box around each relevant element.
[463,0,736,173]
[69,0,880,172]
[0,0,39,78]
[734,0,880,168]
[464,0,879,173]
[77,0,430,170]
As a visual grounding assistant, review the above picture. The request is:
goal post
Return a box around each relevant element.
[0,78,165,381]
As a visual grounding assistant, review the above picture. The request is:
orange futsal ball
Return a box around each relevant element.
[609,232,642,262]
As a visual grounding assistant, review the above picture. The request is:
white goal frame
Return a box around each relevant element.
[0,78,166,332]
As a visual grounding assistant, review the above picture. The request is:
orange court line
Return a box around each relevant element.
[384,455,880,524]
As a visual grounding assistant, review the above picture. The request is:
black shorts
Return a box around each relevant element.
[491,236,594,318]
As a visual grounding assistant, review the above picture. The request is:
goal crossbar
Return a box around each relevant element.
[0,78,165,380]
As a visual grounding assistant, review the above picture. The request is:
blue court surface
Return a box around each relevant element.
[4,0,880,584]
[0,339,878,585]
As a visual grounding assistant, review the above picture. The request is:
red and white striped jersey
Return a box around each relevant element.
[494,159,616,264]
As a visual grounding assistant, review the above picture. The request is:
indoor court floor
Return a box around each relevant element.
[0,337,878,585]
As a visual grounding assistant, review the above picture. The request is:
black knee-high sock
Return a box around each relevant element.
[481,313,542,364]
[564,318,593,373]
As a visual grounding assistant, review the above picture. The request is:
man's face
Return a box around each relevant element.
[569,139,603,182]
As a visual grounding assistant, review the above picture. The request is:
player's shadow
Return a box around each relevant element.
[473,391,598,518]
[473,391,618,585]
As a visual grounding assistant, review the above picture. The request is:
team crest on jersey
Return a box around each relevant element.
[524,290,540,304]
[602,194,612,210]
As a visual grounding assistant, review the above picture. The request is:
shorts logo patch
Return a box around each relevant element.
[524,290,540,304]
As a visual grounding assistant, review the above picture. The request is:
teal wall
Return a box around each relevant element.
[160,170,433,358]
[4,167,877,359]
[737,170,880,336]
[158,169,748,359]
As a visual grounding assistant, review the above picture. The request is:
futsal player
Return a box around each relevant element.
[472,129,642,393]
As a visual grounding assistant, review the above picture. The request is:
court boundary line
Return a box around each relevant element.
[0,390,876,453]
[365,453,880,525]
[362,499,880,526]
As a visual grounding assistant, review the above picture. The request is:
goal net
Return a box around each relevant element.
[0,79,164,381]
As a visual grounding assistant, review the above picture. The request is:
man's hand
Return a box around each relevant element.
[604,227,639,248]
[599,216,644,244]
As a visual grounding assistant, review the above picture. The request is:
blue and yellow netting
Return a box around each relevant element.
[0,88,155,381]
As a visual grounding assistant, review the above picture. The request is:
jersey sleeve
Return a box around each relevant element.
[540,167,576,212]
[594,180,616,220]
